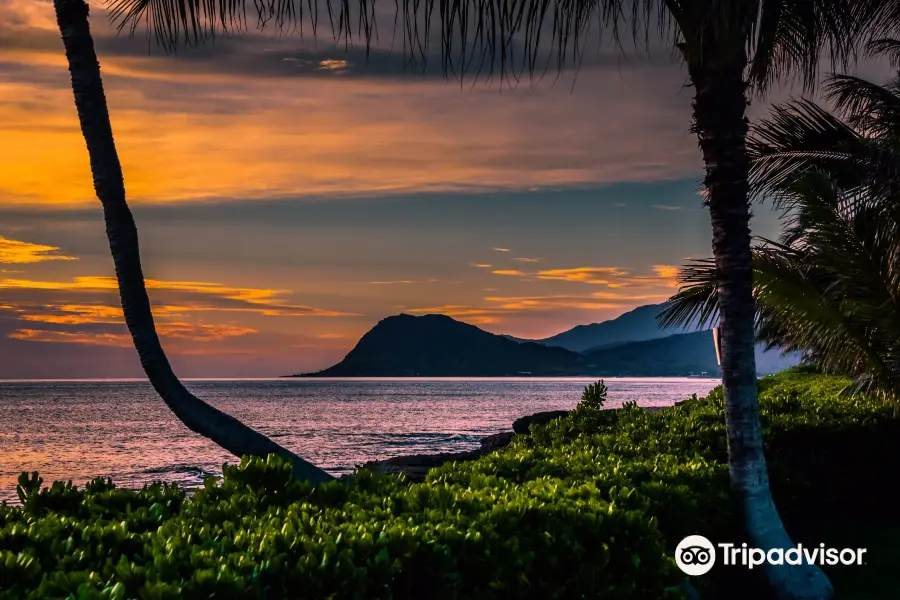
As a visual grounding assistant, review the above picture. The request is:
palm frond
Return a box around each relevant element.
[104,0,889,87]
[657,258,719,330]
[825,73,900,135]
[865,37,900,65]
[747,0,859,95]
[748,99,862,196]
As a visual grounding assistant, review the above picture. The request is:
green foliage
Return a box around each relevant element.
[3,371,899,599]
[579,380,607,409]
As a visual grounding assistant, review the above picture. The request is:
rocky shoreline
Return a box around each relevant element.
[359,405,671,481]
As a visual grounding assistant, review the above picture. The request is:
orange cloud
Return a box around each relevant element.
[470,263,493,268]
[0,237,77,264]
[9,321,255,346]
[0,276,355,316]
[365,280,412,285]
[17,304,123,325]
[156,322,257,341]
[492,269,527,276]
[410,295,626,318]
[652,265,680,279]
[589,291,671,300]
[535,267,629,284]
[486,297,623,311]
[10,303,199,325]
[10,329,131,347]
[491,247,511,252]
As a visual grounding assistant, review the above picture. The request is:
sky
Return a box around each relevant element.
[0,0,892,378]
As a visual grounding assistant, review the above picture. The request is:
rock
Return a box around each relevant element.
[354,405,682,483]
[360,449,484,482]
[512,410,570,434]
[480,431,515,452]
[359,431,519,482]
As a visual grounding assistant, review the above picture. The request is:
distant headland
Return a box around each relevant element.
[288,304,799,377]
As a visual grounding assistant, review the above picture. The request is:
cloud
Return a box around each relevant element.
[652,265,680,279]
[365,280,413,284]
[491,247,511,252]
[470,263,493,268]
[0,273,359,353]
[9,329,131,346]
[652,204,682,210]
[9,321,255,346]
[536,267,629,284]
[16,304,124,325]
[482,264,683,290]
[1,0,704,209]
[589,291,671,300]
[514,257,540,263]
[650,265,681,287]
[0,276,356,316]
[0,236,77,263]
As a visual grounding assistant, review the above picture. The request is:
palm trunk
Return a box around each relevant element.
[689,47,832,599]
[52,0,334,484]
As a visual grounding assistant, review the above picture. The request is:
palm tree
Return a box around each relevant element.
[662,173,900,394]
[52,0,333,484]
[53,1,895,596]
[661,46,900,395]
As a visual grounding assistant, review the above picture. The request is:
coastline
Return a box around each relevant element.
[358,405,673,481]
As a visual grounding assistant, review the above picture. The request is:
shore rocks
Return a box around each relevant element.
[360,405,673,481]
[360,450,484,481]
[512,410,570,434]
[480,431,515,452]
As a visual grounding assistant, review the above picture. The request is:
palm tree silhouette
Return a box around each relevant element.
[51,0,333,484]
[662,41,900,396]
[51,1,900,597]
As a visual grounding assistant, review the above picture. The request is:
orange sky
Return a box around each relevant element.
[0,0,890,377]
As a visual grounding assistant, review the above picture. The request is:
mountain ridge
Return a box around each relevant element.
[294,303,800,377]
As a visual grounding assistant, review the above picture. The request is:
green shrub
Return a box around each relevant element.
[0,456,684,599]
[3,370,899,599]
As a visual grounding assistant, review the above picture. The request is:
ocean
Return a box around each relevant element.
[0,377,721,503]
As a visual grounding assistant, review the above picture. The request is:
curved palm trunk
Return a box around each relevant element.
[689,48,832,599]
[52,0,334,484]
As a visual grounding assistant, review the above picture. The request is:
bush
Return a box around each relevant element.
[3,371,899,599]
[1,456,684,599]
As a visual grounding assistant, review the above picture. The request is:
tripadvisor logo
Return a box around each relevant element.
[676,535,716,576]
[675,535,867,576]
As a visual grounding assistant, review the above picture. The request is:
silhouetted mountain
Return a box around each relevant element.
[299,314,588,377]
[511,303,801,374]
[514,304,702,352]
[583,330,720,377]
[296,313,787,378]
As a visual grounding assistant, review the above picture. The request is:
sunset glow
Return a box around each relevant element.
[0,0,860,378]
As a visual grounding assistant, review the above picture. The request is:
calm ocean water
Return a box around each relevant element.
[0,378,720,503]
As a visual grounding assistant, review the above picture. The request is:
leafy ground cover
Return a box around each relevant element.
[2,368,898,599]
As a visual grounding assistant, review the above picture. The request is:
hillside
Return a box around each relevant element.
[296,314,751,377]
[583,330,720,377]
[299,314,588,377]
[515,304,702,352]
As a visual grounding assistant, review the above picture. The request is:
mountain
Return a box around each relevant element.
[297,313,746,378]
[514,304,702,353]
[299,314,589,377]
[583,330,720,377]
[512,303,801,374]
